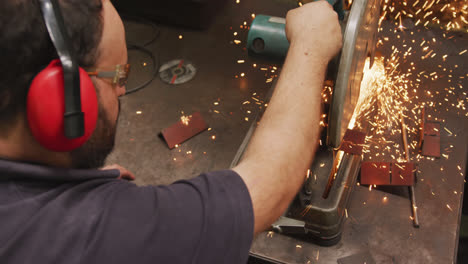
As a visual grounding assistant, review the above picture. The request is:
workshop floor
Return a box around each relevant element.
[107,0,468,263]
[107,0,296,185]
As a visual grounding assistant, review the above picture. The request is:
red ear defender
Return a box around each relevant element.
[27,60,98,152]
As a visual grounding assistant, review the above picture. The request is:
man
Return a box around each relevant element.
[0,0,341,263]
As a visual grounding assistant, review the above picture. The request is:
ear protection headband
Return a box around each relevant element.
[27,0,98,152]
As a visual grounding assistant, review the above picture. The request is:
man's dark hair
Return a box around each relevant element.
[0,0,103,134]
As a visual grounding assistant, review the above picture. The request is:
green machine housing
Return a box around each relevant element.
[246,0,343,60]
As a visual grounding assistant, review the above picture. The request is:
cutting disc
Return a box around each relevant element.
[159,59,197,85]
[327,0,380,147]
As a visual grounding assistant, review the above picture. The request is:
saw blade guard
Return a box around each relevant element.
[327,0,381,148]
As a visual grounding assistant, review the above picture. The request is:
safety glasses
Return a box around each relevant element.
[87,64,131,87]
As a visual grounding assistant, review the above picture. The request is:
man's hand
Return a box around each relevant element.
[101,164,136,181]
[285,1,342,63]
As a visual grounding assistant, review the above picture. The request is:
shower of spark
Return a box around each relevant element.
[347,50,424,162]
[380,0,468,33]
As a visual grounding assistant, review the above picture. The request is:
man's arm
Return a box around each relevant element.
[233,1,342,235]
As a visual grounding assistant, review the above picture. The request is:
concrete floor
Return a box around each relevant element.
[107,0,296,186]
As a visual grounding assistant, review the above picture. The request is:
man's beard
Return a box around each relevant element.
[70,100,119,169]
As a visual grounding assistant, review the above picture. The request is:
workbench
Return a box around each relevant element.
[107,0,468,262]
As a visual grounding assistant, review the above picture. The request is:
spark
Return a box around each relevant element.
[447,204,453,211]
[180,115,191,126]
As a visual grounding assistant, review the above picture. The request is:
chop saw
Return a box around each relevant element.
[232,0,381,245]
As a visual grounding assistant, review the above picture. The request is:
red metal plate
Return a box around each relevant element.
[340,129,367,155]
[391,162,415,186]
[360,162,391,185]
[424,122,440,136]
[422,135,440,158]
[161,112,208,149]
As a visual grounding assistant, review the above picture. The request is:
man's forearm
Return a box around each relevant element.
[234,41,328,234]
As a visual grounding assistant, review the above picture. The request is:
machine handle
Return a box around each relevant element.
[318,0,338,6]
[247,0,344,60]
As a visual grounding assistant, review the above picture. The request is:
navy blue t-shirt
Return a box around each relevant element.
[0,159,254,263]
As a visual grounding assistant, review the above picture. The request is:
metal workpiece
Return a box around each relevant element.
[401,114,420,228]
[327,0,380,148]
[409,185,420,228]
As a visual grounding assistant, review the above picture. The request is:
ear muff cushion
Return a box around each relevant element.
[27,60,98,152]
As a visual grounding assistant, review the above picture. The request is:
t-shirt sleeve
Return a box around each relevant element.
[85,170,254,264]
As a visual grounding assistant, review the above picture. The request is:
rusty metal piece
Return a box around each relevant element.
[391,162,415,186]
[418,107,425,150]
[161,112,208,149]
[421,135,441,158]
[401,113,410,161]
[360,161,391,185]
[409,186,420,228]
[424,121,440,136]
[323,129,365,199]
[360,162,415,186]
[339,129,367,155]
[401,114,419,228]
[419,108,441,158]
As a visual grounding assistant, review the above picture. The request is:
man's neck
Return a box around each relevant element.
[0,116,71,168]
